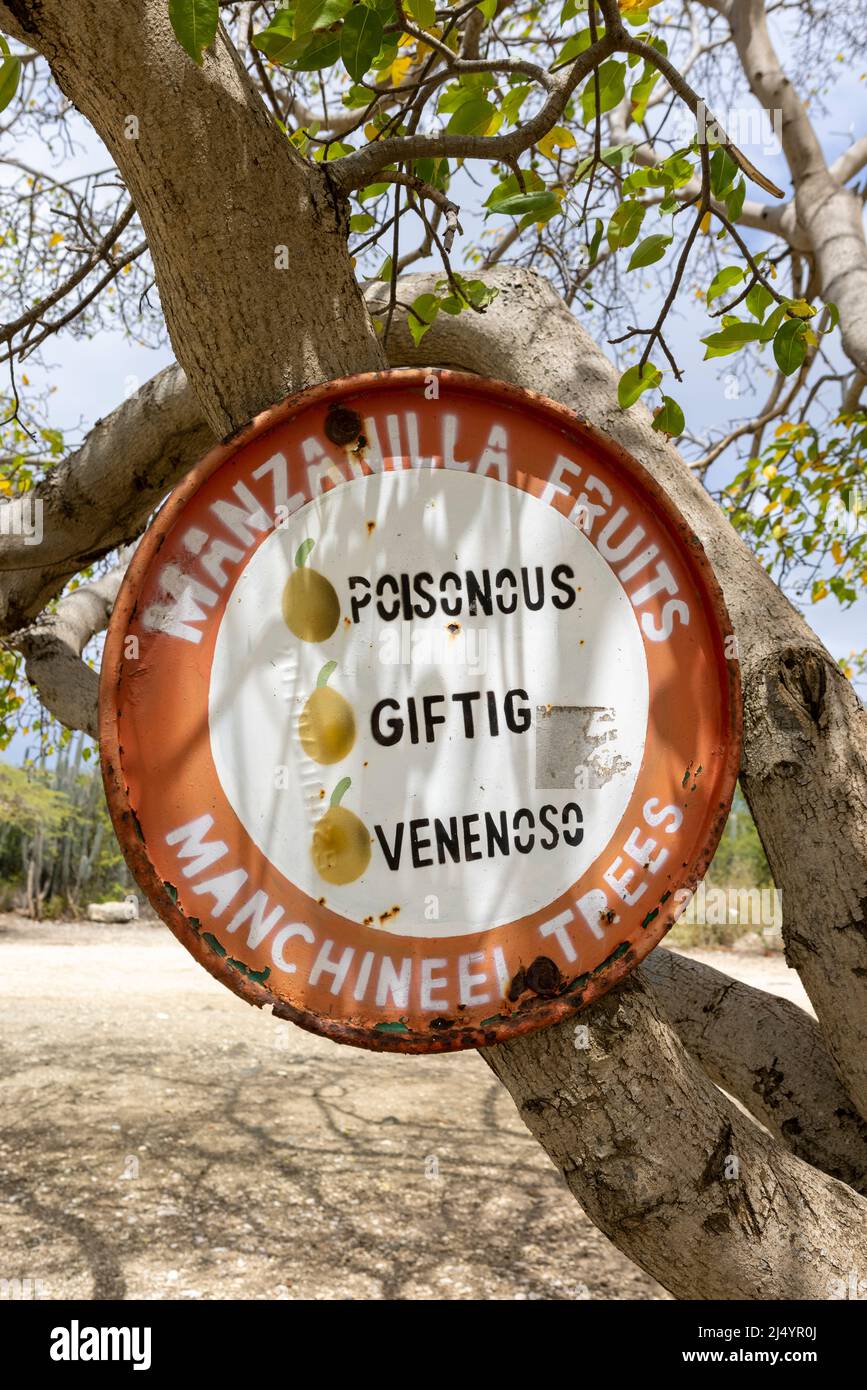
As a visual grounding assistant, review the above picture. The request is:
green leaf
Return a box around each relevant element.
[501,84,532,127]
[254,12,342,69]
[485,170,545,209]
[446,95,495,135]
[758,301,787,342]
[652,396,685,437]
[296,0,353,34]
[701,321,764,359]
[725,177,746,221]
[408,293,440,346]
[358,181,390,202]
[252,19,292,62]
[629,64,657,126]
[709,147,737,198]
[627,234,672,270]
[253,11,304,64]
[587,217,604,266]
[341,5,383,82]
[168,0,219,65]
[290,29,343,70]
[406,0,436,23]
[454,277,499,309]
[0,35,21,114]
[707,266,744,305]
[349,212,375,233]
[490,190,559,218]
[773,318,808,375]
[607,199,646,251]
[745,282,773,322]
[618,362,662,409]
[581,60,626,125]
[558,28,592,66]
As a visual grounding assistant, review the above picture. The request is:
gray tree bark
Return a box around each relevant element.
[368,268,867,1126]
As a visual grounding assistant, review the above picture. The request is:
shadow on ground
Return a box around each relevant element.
[0,916,669,1301]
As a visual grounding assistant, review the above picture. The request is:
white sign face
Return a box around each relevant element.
[210,468,649,937]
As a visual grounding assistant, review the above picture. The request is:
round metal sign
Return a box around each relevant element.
[100,370,741,1052]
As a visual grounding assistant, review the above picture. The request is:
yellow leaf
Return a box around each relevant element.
[832,539,844,564]
[537,125,576,158]
[21,373,29,386]
[787,298,816,319]
[390,56,413,86]
[485,109,504,136]
[813,580,828,600]
[49,231,64,247]
[699,211,711,234]
[762,463,777,480]
[364,122,380,141]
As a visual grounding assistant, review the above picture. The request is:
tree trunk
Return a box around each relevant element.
[370,268,867,1123]
[484,973,867,1301]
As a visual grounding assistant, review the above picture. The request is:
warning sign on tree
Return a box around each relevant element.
[101,370,741,1052]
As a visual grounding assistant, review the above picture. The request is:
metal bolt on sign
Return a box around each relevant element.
[100,370,741,1053]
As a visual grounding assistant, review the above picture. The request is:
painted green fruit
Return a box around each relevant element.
[282,538,339,643]
[299,663,355,765]
[311,778,370,886]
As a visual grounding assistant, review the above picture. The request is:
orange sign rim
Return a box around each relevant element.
[99,369,742,1053]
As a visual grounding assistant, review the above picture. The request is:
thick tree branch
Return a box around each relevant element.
[370,266,867,1121]
[325,34,615,196]
[10,552,131,739]
[831,134,867,187]
[727,0,867,375]
[643,947,867,1193]
[484,971,867,1301]
[0,364,211,636]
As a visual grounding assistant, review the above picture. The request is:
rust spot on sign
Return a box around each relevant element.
[325,404,363,446]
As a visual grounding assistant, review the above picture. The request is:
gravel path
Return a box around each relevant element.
[0,916,807,1301]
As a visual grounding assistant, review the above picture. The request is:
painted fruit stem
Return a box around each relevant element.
[295,538,315,568]
[317,660,337,689]
[331,776,351,808]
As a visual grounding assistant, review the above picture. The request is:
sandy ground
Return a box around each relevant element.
[0,916,809,1301]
